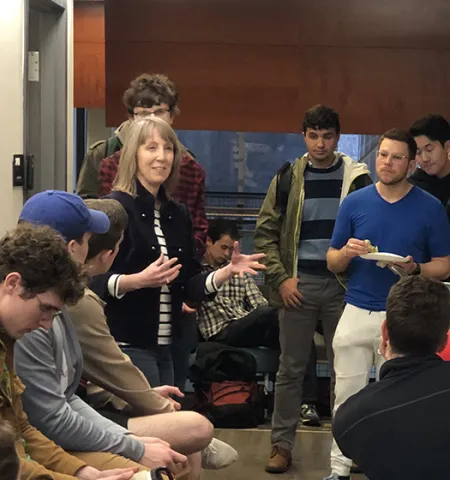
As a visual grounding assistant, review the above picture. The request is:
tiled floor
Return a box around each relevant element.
[204,427,367,480]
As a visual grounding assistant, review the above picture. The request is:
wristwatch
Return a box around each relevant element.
[411,263,421,275]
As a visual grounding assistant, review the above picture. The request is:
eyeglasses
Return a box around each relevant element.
[36,295,62,320]
[377,150,410,162]
[134,107,170,118]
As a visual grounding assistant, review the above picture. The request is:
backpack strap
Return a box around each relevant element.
[275,162,293,217]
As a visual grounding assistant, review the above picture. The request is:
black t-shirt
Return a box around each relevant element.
[410,169,450,221]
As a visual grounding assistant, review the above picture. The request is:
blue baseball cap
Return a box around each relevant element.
[19,190,110,241]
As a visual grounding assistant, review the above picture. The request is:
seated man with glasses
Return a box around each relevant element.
[0,223,142,480]
[324,128,450,480]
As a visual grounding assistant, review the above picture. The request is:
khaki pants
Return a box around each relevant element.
[71,452,191,480]
[329,304,386,477]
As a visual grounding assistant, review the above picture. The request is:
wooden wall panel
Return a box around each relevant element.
[297,48,450,134]
[105,0,301,46]
[105,41,301,131]
[74,2,105,108]
[299,1,450,49]
[73,0,450,133]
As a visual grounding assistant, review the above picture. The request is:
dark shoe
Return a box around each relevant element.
[300,403,322,427]
[265,445,292,473]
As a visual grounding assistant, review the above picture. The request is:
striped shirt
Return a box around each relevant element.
[298,157,344,277]
[154,208,172,345]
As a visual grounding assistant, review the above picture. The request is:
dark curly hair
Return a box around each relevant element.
[123,73,180,115]
[0,421,19,480]
[303,105,340,134]
[0,224,86,305]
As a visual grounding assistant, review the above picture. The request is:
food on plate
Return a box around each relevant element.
[364,239,379,253]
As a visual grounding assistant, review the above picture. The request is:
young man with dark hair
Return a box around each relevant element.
[198,219,278,348]
[0,223,137,480]
[325,128,450,480]
[409,114,450,221]
[333,276,450,480]
[69,199,237,476]
[255,105,372,473]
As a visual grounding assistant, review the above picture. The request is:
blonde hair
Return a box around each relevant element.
[112,116,181,197]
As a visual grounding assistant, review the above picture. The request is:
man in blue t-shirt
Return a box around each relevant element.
[323,128,450,480]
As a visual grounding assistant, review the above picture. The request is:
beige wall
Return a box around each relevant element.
[0,2,27,234]
[86,108,114,148]
[66,0,74,191]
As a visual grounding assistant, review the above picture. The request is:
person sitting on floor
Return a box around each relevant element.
[198,219,323,426]
[14,191,190,477]
[198,219,279,349]
[333,275,450,480]
[0,223,139,480]
[69,198,237,473]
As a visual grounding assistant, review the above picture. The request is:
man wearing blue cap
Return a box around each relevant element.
[18,190,111,263]
[14,191,189,475]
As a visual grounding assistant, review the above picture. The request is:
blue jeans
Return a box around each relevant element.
[121,345,174,387]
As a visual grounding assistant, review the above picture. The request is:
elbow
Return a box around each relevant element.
[327,260,343,274]
[430,259,450,281]
[326,255,338,274]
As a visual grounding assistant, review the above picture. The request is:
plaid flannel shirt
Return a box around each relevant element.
[98,149,208,256]
[198,263,268,339]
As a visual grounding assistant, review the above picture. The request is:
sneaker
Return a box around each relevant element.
[201,437,238,470]
[300,403,322,427]
[265,445,292,473]
[323,474,350,480]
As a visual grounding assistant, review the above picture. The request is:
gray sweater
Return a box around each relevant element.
[14,309,144,462]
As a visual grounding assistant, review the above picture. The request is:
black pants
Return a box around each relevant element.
[210,305,318,403]
[210,305,280,349]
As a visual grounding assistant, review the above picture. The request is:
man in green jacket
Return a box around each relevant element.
[254,105,372,474]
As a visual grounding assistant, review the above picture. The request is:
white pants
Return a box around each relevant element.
[330,303,386,477]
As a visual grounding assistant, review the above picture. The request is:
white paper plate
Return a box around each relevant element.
[360,252,408,263]
[444,282,450,291]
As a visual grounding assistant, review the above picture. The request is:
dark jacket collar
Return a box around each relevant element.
[136,179,169,203]
[380,353,443,380]
[135,180,171,214]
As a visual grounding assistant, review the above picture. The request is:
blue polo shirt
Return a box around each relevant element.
[331,185,450,311]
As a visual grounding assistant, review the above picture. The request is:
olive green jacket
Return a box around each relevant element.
[76,120,131,199]
[254,153,371,306]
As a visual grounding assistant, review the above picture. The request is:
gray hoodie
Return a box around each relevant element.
[14,309,144,462]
